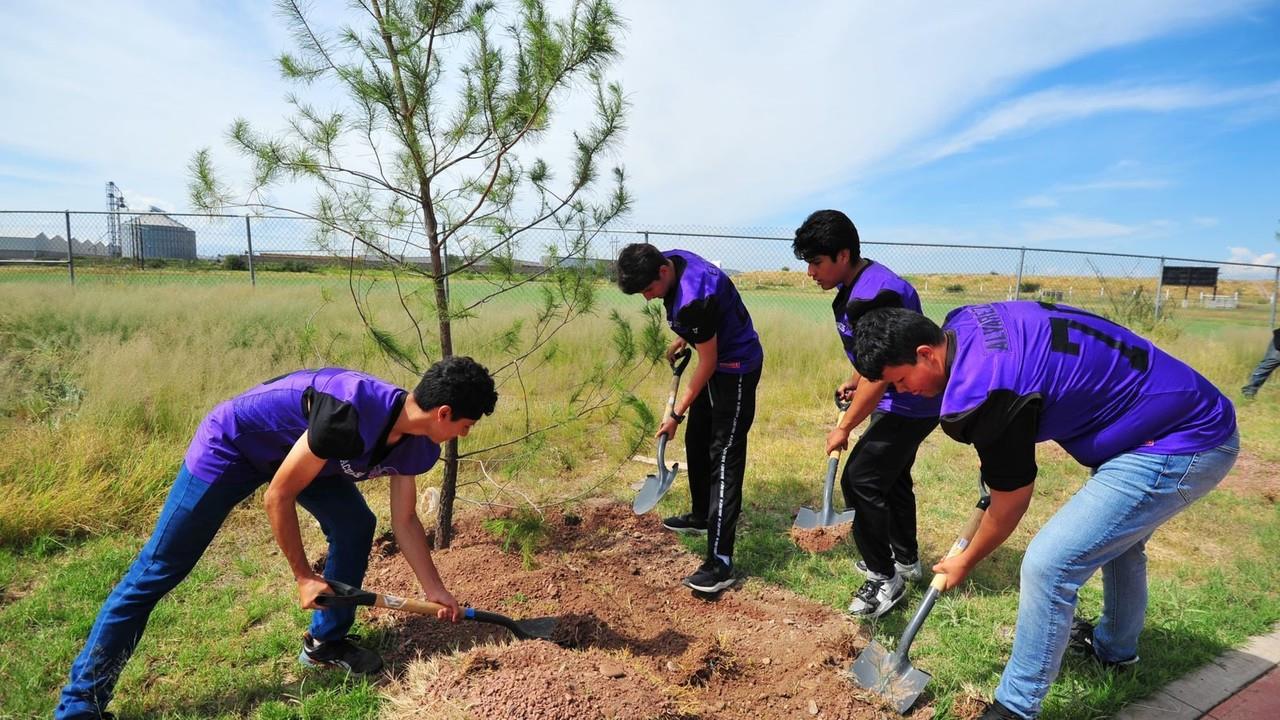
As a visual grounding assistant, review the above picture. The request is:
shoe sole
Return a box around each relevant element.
[662,524,708,535]
[683,576,736,593]
[847,585,906,619]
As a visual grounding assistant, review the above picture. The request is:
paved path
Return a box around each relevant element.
[1114,626,1280,719]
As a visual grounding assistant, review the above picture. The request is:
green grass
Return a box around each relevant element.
[0,279,1276,718]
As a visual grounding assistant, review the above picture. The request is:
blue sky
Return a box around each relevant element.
[1,1,1277,271]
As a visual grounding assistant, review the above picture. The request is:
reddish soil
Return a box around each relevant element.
[1218,449,1279,503]
[360,499,902,719]
[789,523,854,554]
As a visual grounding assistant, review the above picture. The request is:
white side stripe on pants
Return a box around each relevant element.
[713,373,744,558]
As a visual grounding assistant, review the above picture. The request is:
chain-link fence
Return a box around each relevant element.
[2,210,1277,329]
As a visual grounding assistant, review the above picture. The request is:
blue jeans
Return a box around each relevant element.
[1242,341,1280,396]
[56,465,377,719]
[994,432,1239,719]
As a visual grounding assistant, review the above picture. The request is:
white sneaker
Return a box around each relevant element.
[846,573,906,618]
[856,559,923,582]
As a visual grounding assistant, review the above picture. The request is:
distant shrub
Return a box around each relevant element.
[944,284,965,293]
[1019,281,1041,293]
[222,254,248,271]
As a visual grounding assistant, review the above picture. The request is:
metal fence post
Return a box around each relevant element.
[244,215,256,287]
[64,210,76,285]
[1154,257,1165,321]
[1271,266,1279,329]
[1013,247,1026,300]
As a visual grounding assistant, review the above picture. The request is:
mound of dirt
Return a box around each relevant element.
[789,523,853,554]
[361,500,895,719]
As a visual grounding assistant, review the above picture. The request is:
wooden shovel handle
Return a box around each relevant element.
[928,498,990,592]
[827,399,856,460]
[373,592,449,615]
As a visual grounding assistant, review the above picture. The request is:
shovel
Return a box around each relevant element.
[315,578,561,644]
[793,393,858,530]
[848,483,992,713]
[633,347,693,514]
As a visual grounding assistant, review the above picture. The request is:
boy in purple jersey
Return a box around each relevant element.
[617,243,763,594]
[56,357,497,720]
[852,303,1238,720]
[791,210,940,618]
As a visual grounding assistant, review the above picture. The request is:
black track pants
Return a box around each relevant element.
[841,411,938,577]
[683,367,761,561]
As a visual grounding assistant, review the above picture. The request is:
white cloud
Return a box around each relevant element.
[1020,214,1149,244]
[1055,178,1171,192]
[926,81,1280,163]
[0,0,1270,226]
[1227,246,1278,266]
[1020,194,1059,208]
[1193,216,1221,228]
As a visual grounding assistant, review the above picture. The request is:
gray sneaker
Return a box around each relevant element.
[846,573,906,618]
[856,558,923,582]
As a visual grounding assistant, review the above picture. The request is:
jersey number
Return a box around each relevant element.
[1047,316,1149,372]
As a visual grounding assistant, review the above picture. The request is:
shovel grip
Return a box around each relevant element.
[927,499,990,593]
[373,592,450,616]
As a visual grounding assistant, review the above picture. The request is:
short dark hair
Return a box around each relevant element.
[852,308,944,380]
[616,243,667,294]
[413,355,498,420]
[792,209,860,263]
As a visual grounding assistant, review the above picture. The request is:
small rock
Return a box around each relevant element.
[783,618,796,625]
[808,698,819,715]
[760,657,772,666]
[666,661,678,672]
[631,567,641,575]
[599,663,626,679]
[710,701,726,711]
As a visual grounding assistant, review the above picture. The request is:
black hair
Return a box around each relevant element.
[852,308,944,380]
[412,355,498,420]
[615,243,667,294]
[792,209,860,263]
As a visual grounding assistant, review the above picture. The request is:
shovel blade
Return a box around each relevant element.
[633,468,677,514]
[512,616,559,643]
[849,640,933,714]
[793,506,856,530]
[793,506,821,529]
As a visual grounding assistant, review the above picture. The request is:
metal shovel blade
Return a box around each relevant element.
[849,639,933,714]
[633,433,679,514]
[793,456,855,529]
[793,505,857,530]
[633,464,678,514]
[467,609,561,644]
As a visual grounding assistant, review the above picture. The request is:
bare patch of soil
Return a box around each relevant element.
[790,523,854,554]
[363,499,895,719]
[1219,449,1278,503]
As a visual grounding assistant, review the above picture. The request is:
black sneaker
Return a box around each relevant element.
[662,512,708,535]
[979,699,1027,720]
[846,574,905,618]
[299,632,385,674]
[1068,618,1139,668]
[683,558,735,593]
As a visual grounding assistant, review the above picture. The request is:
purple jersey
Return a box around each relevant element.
[838,261,941,419]
[662,250,764,374]
[941,302,1236,469]
[184,368,441,484]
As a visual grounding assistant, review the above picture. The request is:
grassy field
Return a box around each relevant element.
[0,275,1276,719]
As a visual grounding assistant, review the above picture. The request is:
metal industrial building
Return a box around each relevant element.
[121,213,197,260]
